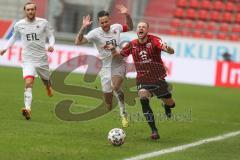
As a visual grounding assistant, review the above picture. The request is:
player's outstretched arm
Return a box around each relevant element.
[75,15,92,45]
[103,42,131,58]
[102,44,120,57]
[164,45,174,54]
[116,4,133,31]
[46,21,55,53]
[160,40,175,54]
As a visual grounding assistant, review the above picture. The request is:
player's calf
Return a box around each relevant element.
[140,97,159,137]
[23,77,34,118]
[112,83,129,127]
[113,89,124,102]
[41,78,53,97]
[104,92,113,111]
[113,89,129,127]
[41,78,52,87]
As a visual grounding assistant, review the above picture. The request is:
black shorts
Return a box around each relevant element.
[137,80,172,99]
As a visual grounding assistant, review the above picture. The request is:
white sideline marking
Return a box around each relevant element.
[124,130,240,160]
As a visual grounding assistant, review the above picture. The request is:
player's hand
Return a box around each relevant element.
[82,15,92,28]
[116,4,128,14]
[0,49,7,56]
[47,46,54,52]
[102,44,115,50]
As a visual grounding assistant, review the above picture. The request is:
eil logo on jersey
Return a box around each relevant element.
[106,39,117,46]
[146,43,151,48]
[26,33,40,41]
[215,61,240,88]
[36,25,40,28]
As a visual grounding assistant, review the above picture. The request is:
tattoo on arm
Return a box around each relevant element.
[125,13,133,31]
[77,26,87,42]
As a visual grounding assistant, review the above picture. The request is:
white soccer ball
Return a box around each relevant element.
[108,128,126,146]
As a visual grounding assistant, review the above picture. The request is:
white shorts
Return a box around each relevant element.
[22,63,50,80]
[100,64,126,93]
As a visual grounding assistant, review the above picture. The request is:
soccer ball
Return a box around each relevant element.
[108,128,126,146]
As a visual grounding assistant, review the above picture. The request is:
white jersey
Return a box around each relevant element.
[5,17,55,65]
[85,24,126,68]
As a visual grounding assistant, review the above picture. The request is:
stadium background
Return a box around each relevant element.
[1,0,240,88]
[0,0,240,160]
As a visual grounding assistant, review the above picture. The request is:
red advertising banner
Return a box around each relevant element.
[215,61,240,88]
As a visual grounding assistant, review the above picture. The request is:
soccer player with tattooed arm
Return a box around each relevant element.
[105,21,176,140]
[74,5,133,127]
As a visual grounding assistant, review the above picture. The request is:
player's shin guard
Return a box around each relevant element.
[140,97,158,132]
[114,89,127,117]
[24,87,32,110]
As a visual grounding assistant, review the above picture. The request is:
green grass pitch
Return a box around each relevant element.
[0,66,239,160]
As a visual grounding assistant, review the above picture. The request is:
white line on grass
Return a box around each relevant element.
[124,130,240,160]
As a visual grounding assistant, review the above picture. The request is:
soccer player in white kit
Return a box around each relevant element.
[0,2,55,120]
[75,5,133,127]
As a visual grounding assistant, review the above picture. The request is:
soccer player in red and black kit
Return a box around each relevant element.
[105,21,175,140]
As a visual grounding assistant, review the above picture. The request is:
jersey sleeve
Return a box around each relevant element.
[45,21,55,46]
[4,24,20,50]
[84,30,97,43]
[120,42,132,57]
[152,35,168,51]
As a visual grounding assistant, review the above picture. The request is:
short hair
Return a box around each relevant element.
[97,10,109,20]
[23,2,36,10]
[138,21,149,28]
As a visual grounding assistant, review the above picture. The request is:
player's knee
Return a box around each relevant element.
[165,102,175,108]
[162,97,175,106]
[112,85,120,92]
[25,80,34,88]
[138,89,150,98]
[169,99,175,107]
[112,86,117,92]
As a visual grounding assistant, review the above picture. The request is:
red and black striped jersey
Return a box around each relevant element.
[120,34,167,83]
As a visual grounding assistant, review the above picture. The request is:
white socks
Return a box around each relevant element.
[118,101,127,117]
[114,90,127,117]
[24,88,32,110]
